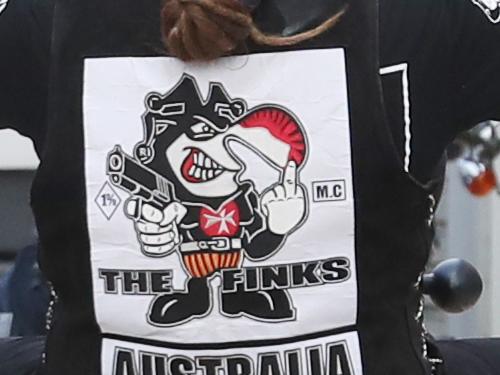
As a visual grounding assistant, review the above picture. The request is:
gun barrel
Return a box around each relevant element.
[107,146,172,208]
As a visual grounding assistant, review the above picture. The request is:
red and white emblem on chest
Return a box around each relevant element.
[200,201,241,237]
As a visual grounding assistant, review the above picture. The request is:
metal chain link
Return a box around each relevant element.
[42,283,59,364]
[415,275,443,374]
[427,194,436,227]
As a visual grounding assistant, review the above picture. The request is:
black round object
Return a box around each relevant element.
[423,259,483,313]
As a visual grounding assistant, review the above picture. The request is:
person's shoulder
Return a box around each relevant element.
[0,0,54,139]
[378,0,462,66]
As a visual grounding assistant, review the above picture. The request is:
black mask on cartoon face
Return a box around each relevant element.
[136,74,304,200]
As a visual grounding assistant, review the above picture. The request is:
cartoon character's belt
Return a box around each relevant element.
[180,237,243,253]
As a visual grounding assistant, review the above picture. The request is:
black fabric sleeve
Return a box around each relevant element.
[0,0,52,146]
[379,0,458,181]
[379,0,500,182]
[450,0,500,131]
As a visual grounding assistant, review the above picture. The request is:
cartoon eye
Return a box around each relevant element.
[232,102,245,117]
[190,121,216,138]
[191,122,211,134]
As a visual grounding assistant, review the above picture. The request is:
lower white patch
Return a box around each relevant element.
[472,0,500,23]
[102,331,363,375]
[83,50,356,346]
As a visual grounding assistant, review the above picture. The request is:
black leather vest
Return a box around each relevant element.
[33,1,434,374]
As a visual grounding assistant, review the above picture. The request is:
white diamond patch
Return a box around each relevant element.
[95,182,122,220]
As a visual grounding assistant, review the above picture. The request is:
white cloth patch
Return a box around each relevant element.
[472,0,500,23]
[83,50,356,347]
[102,331,364,375]
[0,0,9,15]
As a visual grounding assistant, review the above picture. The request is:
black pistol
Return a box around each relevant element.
[107,145,175,219]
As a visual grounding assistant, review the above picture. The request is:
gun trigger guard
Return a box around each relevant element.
[124,198,143,222]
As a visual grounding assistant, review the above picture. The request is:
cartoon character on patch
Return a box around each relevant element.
[107,74,309,326]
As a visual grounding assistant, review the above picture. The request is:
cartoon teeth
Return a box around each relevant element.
[188,150,224,182]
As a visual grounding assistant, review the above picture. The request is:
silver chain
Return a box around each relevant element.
[415,275,443,374]
[427,194,436,227]
[42,283,58,364]
[45,283,58,331]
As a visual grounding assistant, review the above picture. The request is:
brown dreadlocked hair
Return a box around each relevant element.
[161,0,346,62]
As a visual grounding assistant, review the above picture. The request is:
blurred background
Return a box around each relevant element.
[0,123,498,339]
[0,130,42,338]
[425,121,500,339]
[0,130,38,274]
